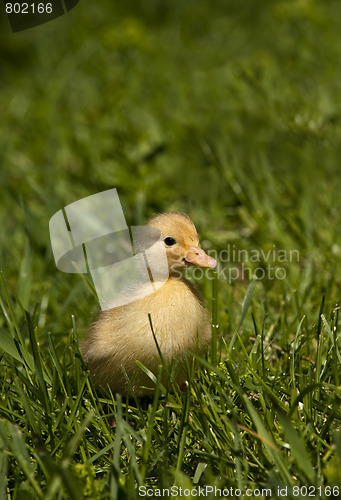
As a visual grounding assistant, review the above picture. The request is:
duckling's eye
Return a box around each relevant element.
[164,237,177,246]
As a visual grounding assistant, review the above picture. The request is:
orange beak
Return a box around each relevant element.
[185,247,217,268]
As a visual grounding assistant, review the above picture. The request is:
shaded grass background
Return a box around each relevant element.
[1,0,341,497]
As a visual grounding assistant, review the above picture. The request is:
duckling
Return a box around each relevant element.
[80,212,217,396]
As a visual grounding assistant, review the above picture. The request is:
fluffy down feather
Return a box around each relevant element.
[80,212,216,396]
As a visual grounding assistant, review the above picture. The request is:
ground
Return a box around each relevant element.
[1,0,341,498]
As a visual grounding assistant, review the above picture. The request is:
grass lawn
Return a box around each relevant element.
[1,0,341,498]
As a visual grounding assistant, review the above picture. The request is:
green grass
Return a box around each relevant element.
[1,0,341,497]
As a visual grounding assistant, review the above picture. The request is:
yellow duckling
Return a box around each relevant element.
[80,212,217,396]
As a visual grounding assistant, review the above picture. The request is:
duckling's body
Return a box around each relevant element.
[80,213,216,396]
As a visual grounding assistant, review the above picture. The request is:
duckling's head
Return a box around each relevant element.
[147,212,216,274]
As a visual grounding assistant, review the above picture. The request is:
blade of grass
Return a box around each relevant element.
[242,396,293,484]
[211,270,218,365]
[230,279,256,352]
[277,411,315,483]
[0,420,43,499]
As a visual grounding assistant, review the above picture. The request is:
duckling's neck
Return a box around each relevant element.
[168,269,185,279]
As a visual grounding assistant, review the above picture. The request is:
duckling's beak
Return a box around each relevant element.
[185,247,217,268]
